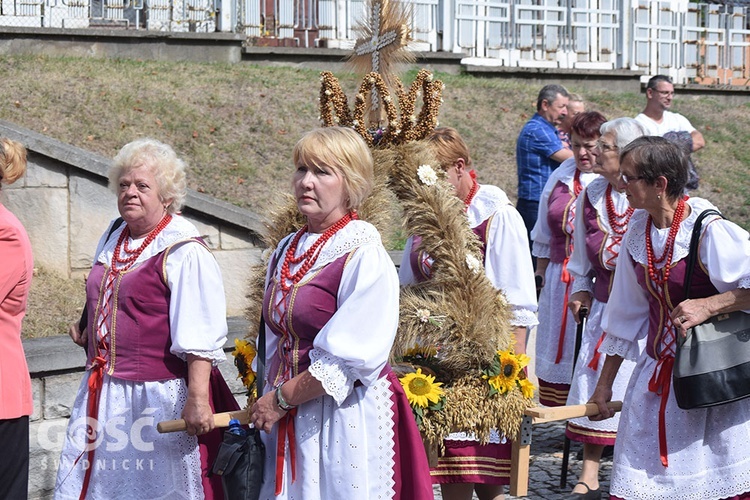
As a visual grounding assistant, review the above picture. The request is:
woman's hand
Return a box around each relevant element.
[588,385,615,421]
[250,391,288,433]
[68,322,87,347]
[671,298,712,338]
[184,355,214,436]
[568,291,592,323]
[182,395,214,436]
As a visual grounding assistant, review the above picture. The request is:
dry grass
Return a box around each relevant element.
[5,54,748,338]
[24,268,85,339]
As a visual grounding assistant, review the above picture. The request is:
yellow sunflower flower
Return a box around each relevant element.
[486,373,516,394]
[519,378,536,399]
[400,368,444,408]
[515,353,531,370]
[498,350,522,380]
[232,338,257,389]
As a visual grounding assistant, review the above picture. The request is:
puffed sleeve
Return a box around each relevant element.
[700,218,750,301]
[398,236,417,285]
[599,230,648,359]
[166,241,228,365]
[531,172,558,258]
[568,190,595,295]
[309,243,400,404]
[485,206,538,327]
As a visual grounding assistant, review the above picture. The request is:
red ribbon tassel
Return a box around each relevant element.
[647,355,674,467]
[555,257,573,364]
[587,332,607,370]
[275,409,298,495]
[77,355,107,500]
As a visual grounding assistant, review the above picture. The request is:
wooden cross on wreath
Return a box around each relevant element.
[349,0,412,125]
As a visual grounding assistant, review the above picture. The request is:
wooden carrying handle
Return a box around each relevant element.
[156,409,251,433]
[524,401,623,423]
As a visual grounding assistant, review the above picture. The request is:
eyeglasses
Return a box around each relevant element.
[620,173,645,185]
[595,140,618,153]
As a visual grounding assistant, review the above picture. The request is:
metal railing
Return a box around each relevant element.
[1,0,749,84]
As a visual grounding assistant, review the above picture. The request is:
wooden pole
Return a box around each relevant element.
[156,409,250,433]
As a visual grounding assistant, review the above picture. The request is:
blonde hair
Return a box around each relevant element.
[426,127,472,170]
[108,138,187,213]
[293,127,374,211]
[0,139,28,186]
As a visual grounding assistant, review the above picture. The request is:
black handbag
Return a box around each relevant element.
[672,209,750,410]
[211,317,267,500]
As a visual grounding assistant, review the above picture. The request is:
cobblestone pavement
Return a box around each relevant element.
[432,419,613,499]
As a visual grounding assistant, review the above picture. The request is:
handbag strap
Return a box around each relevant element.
[682,208,723,299]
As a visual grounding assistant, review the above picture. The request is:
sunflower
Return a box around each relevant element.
[232,338,257,389]
[519,378,536,399]
[486,373,516,394]
[498,350,522,381]
[400,368,444,408]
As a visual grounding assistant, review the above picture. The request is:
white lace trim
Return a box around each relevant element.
[446,429,505,444]
[373,377,396,498]
[599,333,638,361]
[626,198,719,266]
[739,278,750,290]
[571,274,595,295]
[533,241,551,259]
[467,185,511,226]
[96,215,200,265]
[276,220,382,277]
[511,307,539,328]
[308,347,358,405]
[173,348,226,366]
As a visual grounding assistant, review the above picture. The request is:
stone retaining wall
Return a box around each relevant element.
[24,318,250,500]
[0,119,266,316]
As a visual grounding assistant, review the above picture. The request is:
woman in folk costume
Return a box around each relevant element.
[249,127,433,500]
[531,112,600,407]
[56,139,238,499]
[590,136,750,500]
[399,127,538,500]
[564,117,646,499]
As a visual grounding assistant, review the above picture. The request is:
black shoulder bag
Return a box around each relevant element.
[672,209,750,409]
[211,316,266,500]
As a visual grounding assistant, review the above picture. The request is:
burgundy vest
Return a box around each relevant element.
[633,256,717,360]
[85,241,203,381]
[408,217,490,283]
[264,253,349,388]
[582,195,615,303]
[547,180,576,263]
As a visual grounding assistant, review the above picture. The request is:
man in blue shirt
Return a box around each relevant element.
[515,84,574,239]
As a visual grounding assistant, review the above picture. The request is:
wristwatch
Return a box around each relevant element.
[275,382,296,412]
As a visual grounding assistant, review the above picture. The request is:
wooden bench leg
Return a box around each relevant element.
[509,415,532,497]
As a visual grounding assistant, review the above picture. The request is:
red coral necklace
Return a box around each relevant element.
[645,198,686,285]
[280,211,357,292]
[605,184,634,235]
[464,179,479,208]
[111,214,172,273]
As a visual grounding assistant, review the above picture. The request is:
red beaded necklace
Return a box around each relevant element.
[645,198,686,285]
[464,179,479,208]
[111,213,173,273]
[280,211,357,292]
[605,184,634,235]
[573,169,583,196]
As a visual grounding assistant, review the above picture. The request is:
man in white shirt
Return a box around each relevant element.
[634,75,705,152]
